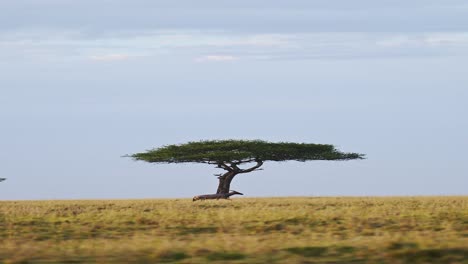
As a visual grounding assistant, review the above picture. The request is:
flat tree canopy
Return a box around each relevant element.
[130,140,364,196]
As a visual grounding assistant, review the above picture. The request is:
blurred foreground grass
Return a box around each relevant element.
[0,197,467,263]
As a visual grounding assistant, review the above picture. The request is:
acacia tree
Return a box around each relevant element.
[129,140,364,196]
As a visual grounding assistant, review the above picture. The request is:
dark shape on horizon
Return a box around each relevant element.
[0,178,6,182]
[128,139,365,199]
[193,190,243,201]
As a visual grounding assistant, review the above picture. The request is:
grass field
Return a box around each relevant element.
[0,197,467,263]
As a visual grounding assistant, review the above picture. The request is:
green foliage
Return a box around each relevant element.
[130,139,364,164]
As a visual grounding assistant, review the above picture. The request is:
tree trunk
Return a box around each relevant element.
[216,171,238,194]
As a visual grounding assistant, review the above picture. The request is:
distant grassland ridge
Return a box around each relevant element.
[0,197,467,263]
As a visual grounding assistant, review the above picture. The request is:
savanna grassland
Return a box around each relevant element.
[0,197,467,263]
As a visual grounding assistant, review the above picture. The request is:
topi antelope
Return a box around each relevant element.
[193,190,243,201]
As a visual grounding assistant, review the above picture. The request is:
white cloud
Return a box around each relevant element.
[195,55,239,62]
[1,30,468,62]
[376,36,415,47]
[423,33,468,46]
[89,54,131,61]
[376,33,468,48]
[0,30,293,61]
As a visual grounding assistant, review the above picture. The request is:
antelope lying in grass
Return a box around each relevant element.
[193,190,243,201]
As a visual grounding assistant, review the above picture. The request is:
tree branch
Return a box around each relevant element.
[230,163,242,172]
[239,159,263,173]
[232,158,256,165]
[217,162,233,172]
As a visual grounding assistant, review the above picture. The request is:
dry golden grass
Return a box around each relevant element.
[0,197,467,263]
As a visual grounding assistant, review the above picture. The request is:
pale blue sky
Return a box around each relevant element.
[1,1,467,199]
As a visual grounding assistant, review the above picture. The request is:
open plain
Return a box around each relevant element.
[0,197,467,263]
